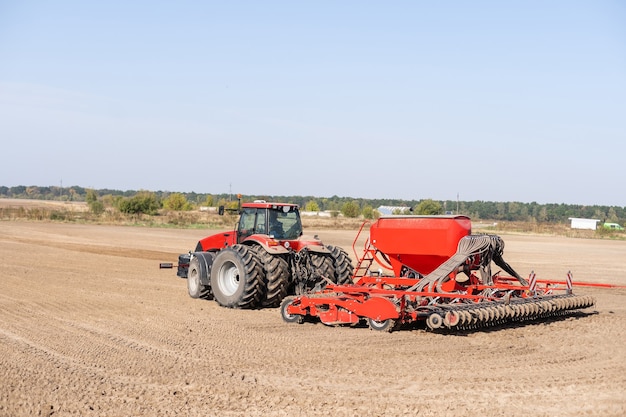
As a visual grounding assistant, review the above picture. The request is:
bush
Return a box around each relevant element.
[361,205,376,219]
[415,199,443,215]
[86,189,105,214]
[163,193,193,211]
[305,200,320,212]
[49,210,69,221]
[88,200,105,215]
[117,192,161,215]
[341,201,360,218]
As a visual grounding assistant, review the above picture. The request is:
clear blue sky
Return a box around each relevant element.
[1,1,624,206]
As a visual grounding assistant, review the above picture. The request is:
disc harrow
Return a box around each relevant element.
[420,294,596,332]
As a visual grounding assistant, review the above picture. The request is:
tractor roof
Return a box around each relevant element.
[241,201,299,209]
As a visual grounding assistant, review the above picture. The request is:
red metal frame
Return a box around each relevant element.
[283,217,603,332]
[286,271,564,320]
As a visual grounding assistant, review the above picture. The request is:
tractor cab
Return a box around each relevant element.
[237,202,303,242]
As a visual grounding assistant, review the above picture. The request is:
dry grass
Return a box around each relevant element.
[480,220,625,239]
[0,199,366,230]
[1,198,624,239]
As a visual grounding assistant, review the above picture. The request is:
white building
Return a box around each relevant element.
[301,210,332,217]
[569,218,600,230]
[377,206,412,215]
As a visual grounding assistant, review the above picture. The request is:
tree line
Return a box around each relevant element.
[1,185,624,226]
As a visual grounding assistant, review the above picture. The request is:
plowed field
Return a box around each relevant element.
[1,221,625,417]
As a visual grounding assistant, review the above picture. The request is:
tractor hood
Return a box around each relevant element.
[195,231,237,252]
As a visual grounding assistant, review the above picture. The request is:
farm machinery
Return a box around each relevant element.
[160,200,353,309]
[280,215,598,332]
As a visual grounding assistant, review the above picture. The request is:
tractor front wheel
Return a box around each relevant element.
[187,256,212,300]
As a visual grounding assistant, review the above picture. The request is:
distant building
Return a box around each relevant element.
[377,206,412,215]
[569,218,600,230]
[301,210,332,217]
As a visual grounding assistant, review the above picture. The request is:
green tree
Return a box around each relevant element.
[538,206,548,222]
[305,200,320,212]
[392,207,410,215]
[361,205,376,219]
[415,199,443,215]
[86,189,104,214]
[326,200,340,212]
[103,194,119,209]
[26,186,41,198]
[117,191,161,215]
[508,202,520,220]
[341,201,360,218]
[86,189,97,204]
[608,207,619,223]
[163,193,192,211]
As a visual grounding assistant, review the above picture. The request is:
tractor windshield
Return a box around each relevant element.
[269,207,302,240]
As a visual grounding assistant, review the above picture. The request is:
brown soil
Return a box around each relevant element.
[1,221,625,417]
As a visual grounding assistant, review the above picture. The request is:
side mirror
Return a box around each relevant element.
[218,205,225,216]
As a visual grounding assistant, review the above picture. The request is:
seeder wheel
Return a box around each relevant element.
[368,318,396,332]
[426,313,443,330]
[280,297,303,324]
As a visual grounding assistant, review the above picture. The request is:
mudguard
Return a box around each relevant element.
[191,251,216,286]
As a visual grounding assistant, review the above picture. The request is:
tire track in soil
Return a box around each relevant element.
[1,222,625,417]
[1,235,175,261]
[0,295,265,416]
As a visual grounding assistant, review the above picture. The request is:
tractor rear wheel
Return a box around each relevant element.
[187,256,212,300]
[252,246,290,308]
[308,252,335,284]
[326,245,354,285]
[210,245,263,309]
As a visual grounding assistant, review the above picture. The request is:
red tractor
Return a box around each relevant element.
[163,200,353,309]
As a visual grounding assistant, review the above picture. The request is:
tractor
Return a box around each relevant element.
[161,199,353,309]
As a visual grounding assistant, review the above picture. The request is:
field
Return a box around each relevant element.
[1,213,626,416]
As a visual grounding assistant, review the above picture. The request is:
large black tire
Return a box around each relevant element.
[251,246,290,308]
[308,252,335,284]
[326,245,354,285]
[187,255,213,300]
[210,245,263,309]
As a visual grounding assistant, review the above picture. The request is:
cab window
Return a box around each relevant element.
[256,211,267,234]
[238,208,257,238]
